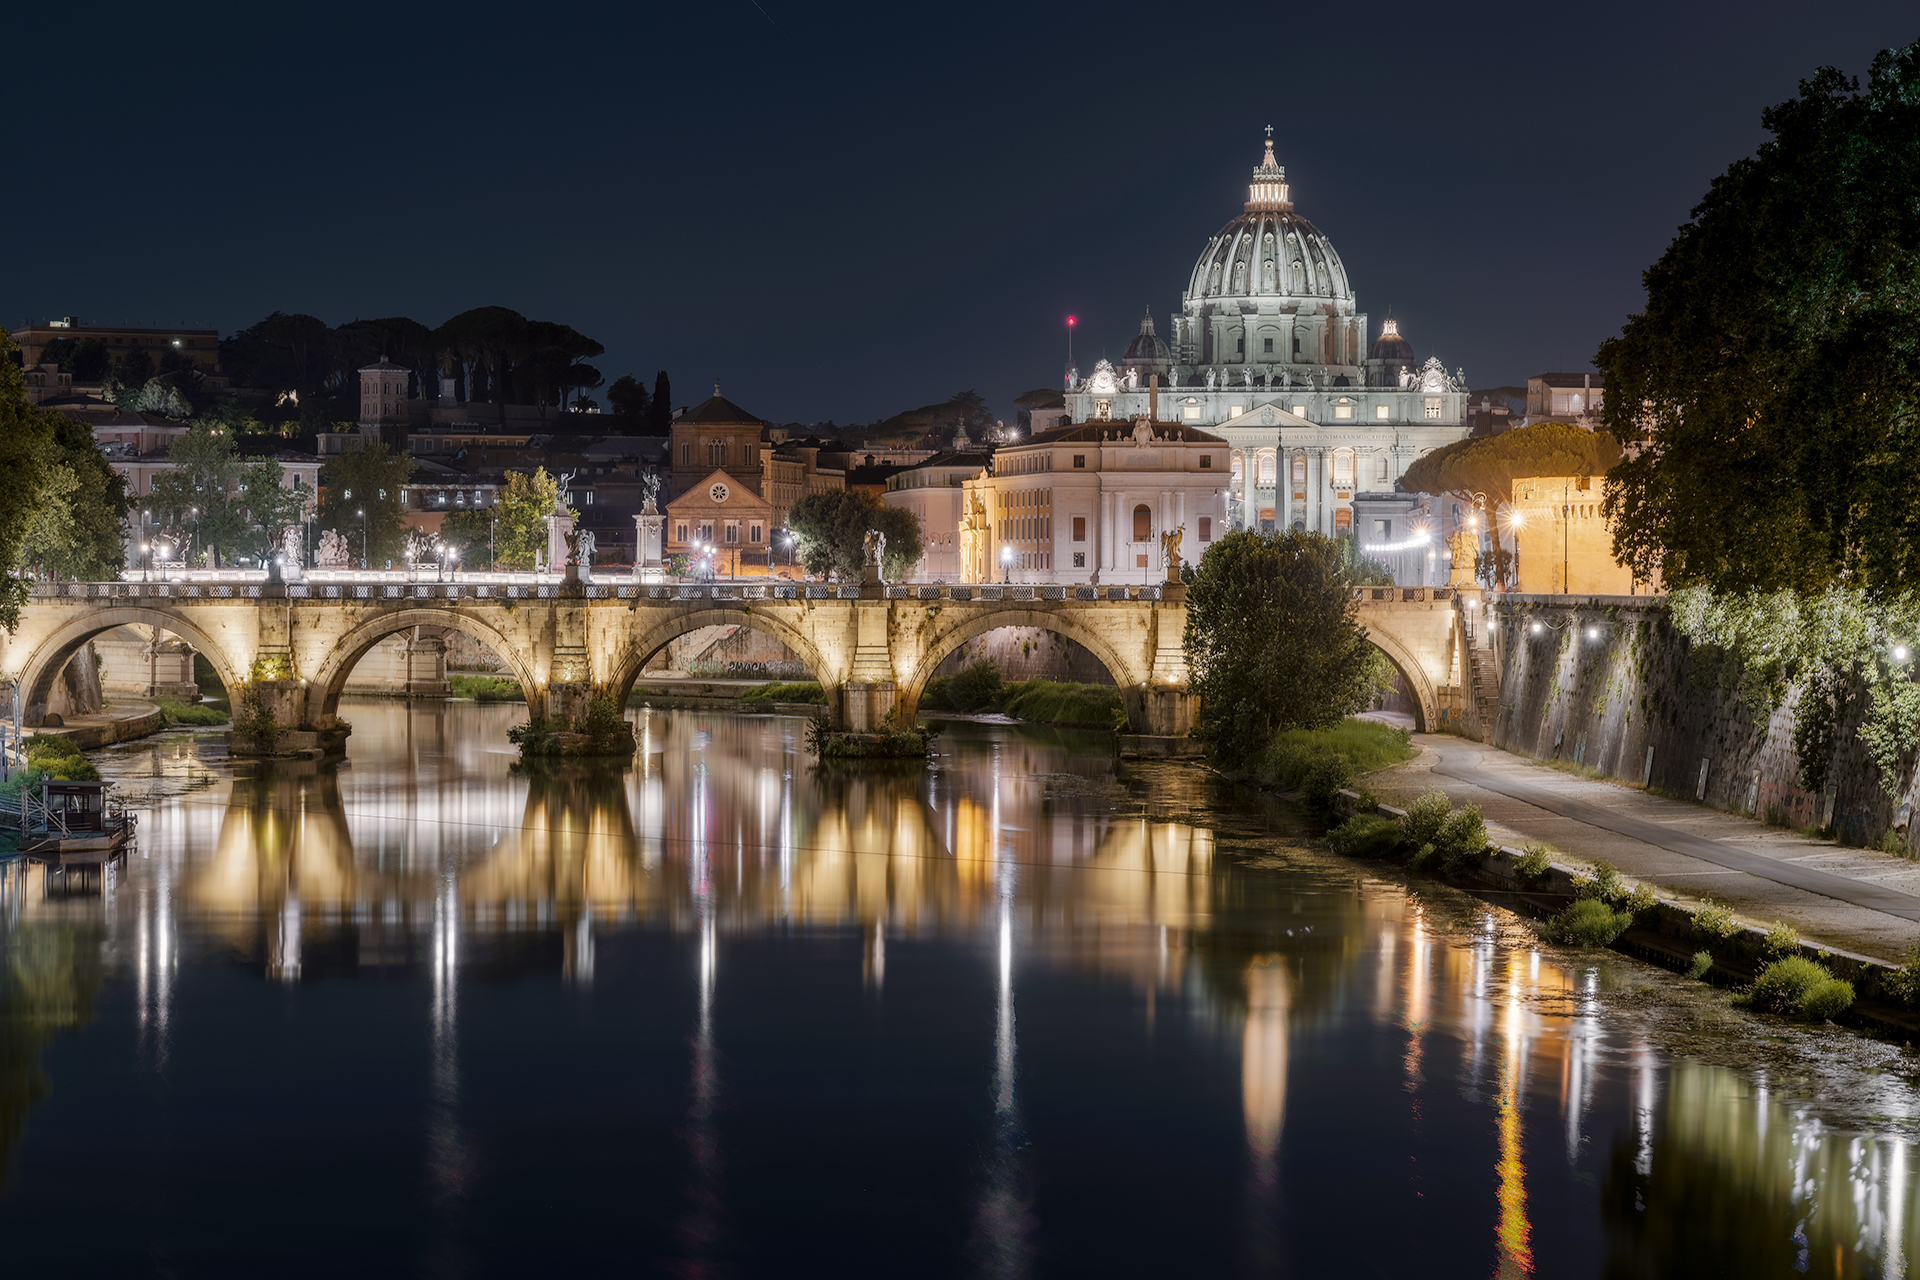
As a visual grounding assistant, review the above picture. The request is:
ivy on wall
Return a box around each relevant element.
[1669,586,1920,794]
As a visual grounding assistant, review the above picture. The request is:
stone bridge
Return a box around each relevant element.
[0,578,1479,739]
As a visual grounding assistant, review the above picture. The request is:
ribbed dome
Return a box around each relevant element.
[1369,315,1414,363]
[1121,310,1170,374]
[1185,138,1350,304]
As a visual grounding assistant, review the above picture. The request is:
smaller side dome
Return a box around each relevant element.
[1369,314,1415,364]
[1120,310,1171,377]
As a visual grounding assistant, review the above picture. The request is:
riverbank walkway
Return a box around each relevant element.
[1373,733,1920,962]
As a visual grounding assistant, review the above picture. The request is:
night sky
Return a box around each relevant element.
[6,2,1913,424]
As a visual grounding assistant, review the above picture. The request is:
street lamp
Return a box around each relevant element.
[1000,544,1012,585]
[140,542,151,583]
[356,508,367,571]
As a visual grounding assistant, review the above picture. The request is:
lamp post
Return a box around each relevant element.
[140,542,151,583]
[357,508,367,571]
[1000,544,1012,585]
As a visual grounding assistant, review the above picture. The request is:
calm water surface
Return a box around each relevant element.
[4,701,1920,1277]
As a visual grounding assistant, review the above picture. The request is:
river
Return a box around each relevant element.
[3,700,1920,1277]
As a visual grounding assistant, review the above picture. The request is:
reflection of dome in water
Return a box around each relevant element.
[1121,311,1171,377]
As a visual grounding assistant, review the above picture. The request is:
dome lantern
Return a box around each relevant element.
[1245,127,1292,212]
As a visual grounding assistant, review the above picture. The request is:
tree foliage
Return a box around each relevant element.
[649,370,674,433]
[146,424,305,567]
[1598,41,1920,593]
[607,374,650,419]
[492,468,567,571]
[786,490,925,581]
[1401,422,1622,585]
[25,416,128,581]
[439,508,494,570]
[1184,529,1387,761]
[317,445,414,569]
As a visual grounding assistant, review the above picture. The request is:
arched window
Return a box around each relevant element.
[1133,504,1152,541]
[1257,453,1276,486]
[1231,451,1244,483]
[1332,449,1354,486]
[1291,454,1307,486]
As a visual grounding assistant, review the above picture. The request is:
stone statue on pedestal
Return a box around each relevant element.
[862,528,887,585]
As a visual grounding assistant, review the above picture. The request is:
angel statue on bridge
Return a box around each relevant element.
[863,528,887,584]
[1159,523,1185,583]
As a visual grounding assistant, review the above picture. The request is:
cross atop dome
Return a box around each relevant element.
[1246,132,1290,211]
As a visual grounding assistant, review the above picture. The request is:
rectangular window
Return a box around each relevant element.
[1291,404,1306,417]
[1425,397,1442,419]
[1373,519,1390,539]
[1073,552,1085,568]
[1200,455,1212,468]
[1072,517,1086,542]
[1335,508,1352,532]
[1292,336,1301,354]
[1375,404,1390,419]
[1334,402,1354,420]
[1184,405,1201,421]
[1136,554,1149,569]
[1073,455,1085,468]
[1263,337,1274,353]
[681,443,690,465]
[578,491,594,505]
[1236,335,1245,354]
[1229,405,1242,418]
[1198,516,1212,542]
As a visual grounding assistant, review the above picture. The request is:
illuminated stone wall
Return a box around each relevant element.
[1490,597,1893,844]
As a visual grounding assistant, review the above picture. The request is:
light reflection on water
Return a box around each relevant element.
[0,700,1918,1275]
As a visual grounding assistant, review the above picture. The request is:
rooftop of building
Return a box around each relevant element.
[1531,371,1605,388]
[676,387,765,426]
[1018,419,1227,446]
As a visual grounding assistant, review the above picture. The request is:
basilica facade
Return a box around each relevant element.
[1065,137,1470,541]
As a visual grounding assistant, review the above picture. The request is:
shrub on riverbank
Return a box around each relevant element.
[1742,956,1854,1020]
[806,714,931,759]
[1325,813,1403,857]
[1513,844,1555,886]
[157,698,227,726]
[450,675,525,702]
[1687,951,1715,979]
[919,660,1123,727]
[1246,720,1414,793]
[1321,789,1489,872]
[1542,898,1635,947]
[1692,901,1743,951]
[509,693,635,758]
[738,682,826,705]
[20,735,100,783]
[1761,921,1802,961]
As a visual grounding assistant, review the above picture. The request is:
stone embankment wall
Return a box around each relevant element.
[930,627,1116,685]
[1487,597,1894,845]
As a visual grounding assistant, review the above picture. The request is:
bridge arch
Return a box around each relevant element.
[17,607,245,726]
[897,609,1143,723]
[609,607,838,710]
[1360,626,1436,732]
[311,609,541,720]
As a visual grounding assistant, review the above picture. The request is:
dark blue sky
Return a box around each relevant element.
[6,2,1913,423]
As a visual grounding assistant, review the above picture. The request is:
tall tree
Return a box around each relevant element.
[0,336,53,628]
[786,490,924,581]
[1184,528,1384,760]
[317,445,414,569]
[1599,40,1920,593]
[146,424,305,567]
[438,508,494,570]
[435,307,529,424]
[607,374,650,419]
[24,416,128,580]
[492,468,567,570]
[648,370,673,432]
